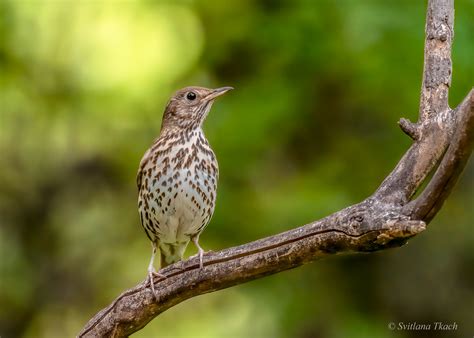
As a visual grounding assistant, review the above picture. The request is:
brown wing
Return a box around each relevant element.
[136,149,151,190]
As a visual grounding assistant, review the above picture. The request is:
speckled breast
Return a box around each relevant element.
[137,129,218,245]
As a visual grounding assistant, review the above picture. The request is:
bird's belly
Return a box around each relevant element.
[147,170,216,244]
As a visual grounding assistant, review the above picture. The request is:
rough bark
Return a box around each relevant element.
[79,0,473,336]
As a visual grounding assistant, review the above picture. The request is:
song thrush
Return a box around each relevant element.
[137,86,232,297]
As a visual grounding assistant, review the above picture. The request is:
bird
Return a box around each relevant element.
[137,85,233,297]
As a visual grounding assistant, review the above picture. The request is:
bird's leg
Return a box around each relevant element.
[191,235,205,269]
[146,242,166,301]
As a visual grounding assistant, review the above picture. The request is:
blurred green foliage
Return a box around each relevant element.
[0,0,473,337]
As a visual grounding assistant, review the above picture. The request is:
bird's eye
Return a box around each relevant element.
[186,92,197,101]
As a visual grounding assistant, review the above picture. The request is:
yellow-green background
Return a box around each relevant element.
[0,1,473,337]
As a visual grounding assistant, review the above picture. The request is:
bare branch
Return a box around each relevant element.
[374,0,454,204]
[78,0,472,336]
[79,200,425,337]
[419,0,453,121]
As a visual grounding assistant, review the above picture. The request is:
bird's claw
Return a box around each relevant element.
[146,269,167,301]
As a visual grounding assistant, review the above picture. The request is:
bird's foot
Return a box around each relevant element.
[190,236,206,270]
[146,269,167,301]
[189,248,206,269]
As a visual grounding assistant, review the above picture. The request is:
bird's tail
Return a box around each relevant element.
[160,243,188,268]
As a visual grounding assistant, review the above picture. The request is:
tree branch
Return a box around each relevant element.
[373,0,454,204]
[419,0,453,121]
[78,0,472,336]
[79,203,425,337]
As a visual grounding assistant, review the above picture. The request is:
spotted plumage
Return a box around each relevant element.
[137,86,232,297]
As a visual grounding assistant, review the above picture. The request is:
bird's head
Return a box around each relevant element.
[161,86,233,132]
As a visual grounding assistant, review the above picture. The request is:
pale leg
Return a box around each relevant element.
[191,235,205,269]
[147,242,166,300]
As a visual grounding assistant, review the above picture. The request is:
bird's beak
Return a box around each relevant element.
[204,86,234,101]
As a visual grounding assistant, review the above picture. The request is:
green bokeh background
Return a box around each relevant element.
[0,1,473,337]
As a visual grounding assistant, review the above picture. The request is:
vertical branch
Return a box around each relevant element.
[419,0,453,120]
[373,0,455,203]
